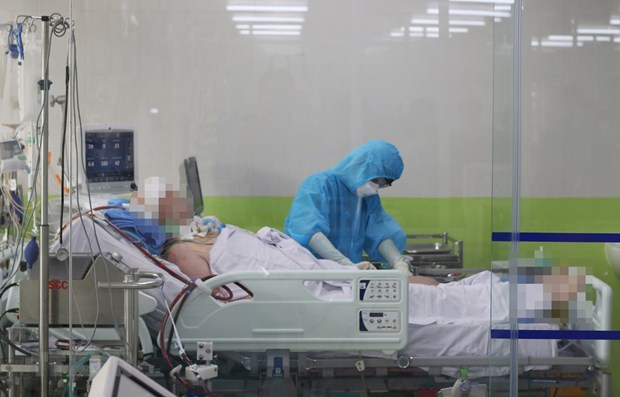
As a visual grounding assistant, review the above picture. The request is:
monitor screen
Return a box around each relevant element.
[82,126,136,194]
[184,156,204,216]
[90,356,174,397]
[0,140,22,160]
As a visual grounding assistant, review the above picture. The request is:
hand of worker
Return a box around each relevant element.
[356,261,377,270]
[393,260,413,276]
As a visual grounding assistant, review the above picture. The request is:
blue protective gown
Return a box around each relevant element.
[284,140,406,263]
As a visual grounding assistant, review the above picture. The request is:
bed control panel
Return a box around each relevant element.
[359,310,401,332]
[358,278,401,302]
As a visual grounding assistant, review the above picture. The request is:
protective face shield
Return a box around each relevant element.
[357,181,380,197]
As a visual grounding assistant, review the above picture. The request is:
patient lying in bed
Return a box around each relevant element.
[162,224,587,326]
[99,177,586,327]
[52,179,593,380]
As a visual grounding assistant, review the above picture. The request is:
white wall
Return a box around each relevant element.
[1,0,619,198]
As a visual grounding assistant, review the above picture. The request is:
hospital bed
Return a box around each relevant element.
[3,213,612,397]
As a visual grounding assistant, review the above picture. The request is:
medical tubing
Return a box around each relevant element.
[60,32,107,367]
[91,214,190,283]
[58,63,69,244]
[89,213,252,301]
[54,34,110,356]
[66,213,104,354]
[0,282,18,303]
[159,282,214,396]
[163,293,187,363]
[162,276,244,360]
[159,276,249,396]
[0,308,37,357]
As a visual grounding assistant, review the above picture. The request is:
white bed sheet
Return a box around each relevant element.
[54,217,558,378]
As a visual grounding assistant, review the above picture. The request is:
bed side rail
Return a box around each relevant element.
[165,270,409,355]
[580,275,612,368]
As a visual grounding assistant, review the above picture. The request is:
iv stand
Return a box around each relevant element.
[38,15,51,397]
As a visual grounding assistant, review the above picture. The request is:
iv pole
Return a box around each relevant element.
[38,15,51,397]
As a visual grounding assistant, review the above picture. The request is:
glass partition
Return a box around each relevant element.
[492,0,620,395]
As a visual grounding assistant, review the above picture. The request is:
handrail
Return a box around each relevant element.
[98,271,164,290]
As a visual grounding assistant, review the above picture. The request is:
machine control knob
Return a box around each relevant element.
[397,355,410,369]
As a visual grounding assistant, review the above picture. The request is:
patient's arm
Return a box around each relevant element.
[163,242,213,280]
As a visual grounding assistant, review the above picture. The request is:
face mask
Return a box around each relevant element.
[357,181,380,197]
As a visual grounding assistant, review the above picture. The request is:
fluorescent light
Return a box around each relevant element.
[531,39,539,46]
[540,40,573,47]
[426,26,439,33]
[449,27,469,33]
[428,7,510,18]
[250,24,302,30]
[596,36,612,42]
[240,30,250,35]
[450,0,513,3]
[409,26,424,33]
[390,32,405,37]
[577,27,620,35]
[614,37,620,43]
[611,17,620,25]
[411,18,438,24]
[226,5,308,12]
[494,5,512,11]
[236,24,250,29]
[250,30,301,36]
[547,35,573,41]
[426,33,440,38]
[576,35,594,42]
[449,19,485,26]
[449,9,511,18]
[149,108,159,114]
[233,16,305,23]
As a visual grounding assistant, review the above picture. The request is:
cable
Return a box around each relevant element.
[0,308,37,357]
[58,62,69,244]
[157,274,247,396]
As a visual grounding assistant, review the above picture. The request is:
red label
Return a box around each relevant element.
[48,280,68,290]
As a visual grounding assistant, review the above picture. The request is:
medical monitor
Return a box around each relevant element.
[0,140,22,160]
[81,124,137,195]
[0,139,28,174]
[184,156,204,216]
[89,356,174,397]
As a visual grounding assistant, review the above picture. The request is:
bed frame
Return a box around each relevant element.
[158,270,612,397]
[38,215,612,396]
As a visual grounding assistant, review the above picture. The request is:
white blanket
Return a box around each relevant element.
[212,226,511,325]
[56,219,558,378]
[210,225,558,378]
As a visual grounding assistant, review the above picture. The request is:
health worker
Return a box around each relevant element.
[284,140,411,274]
